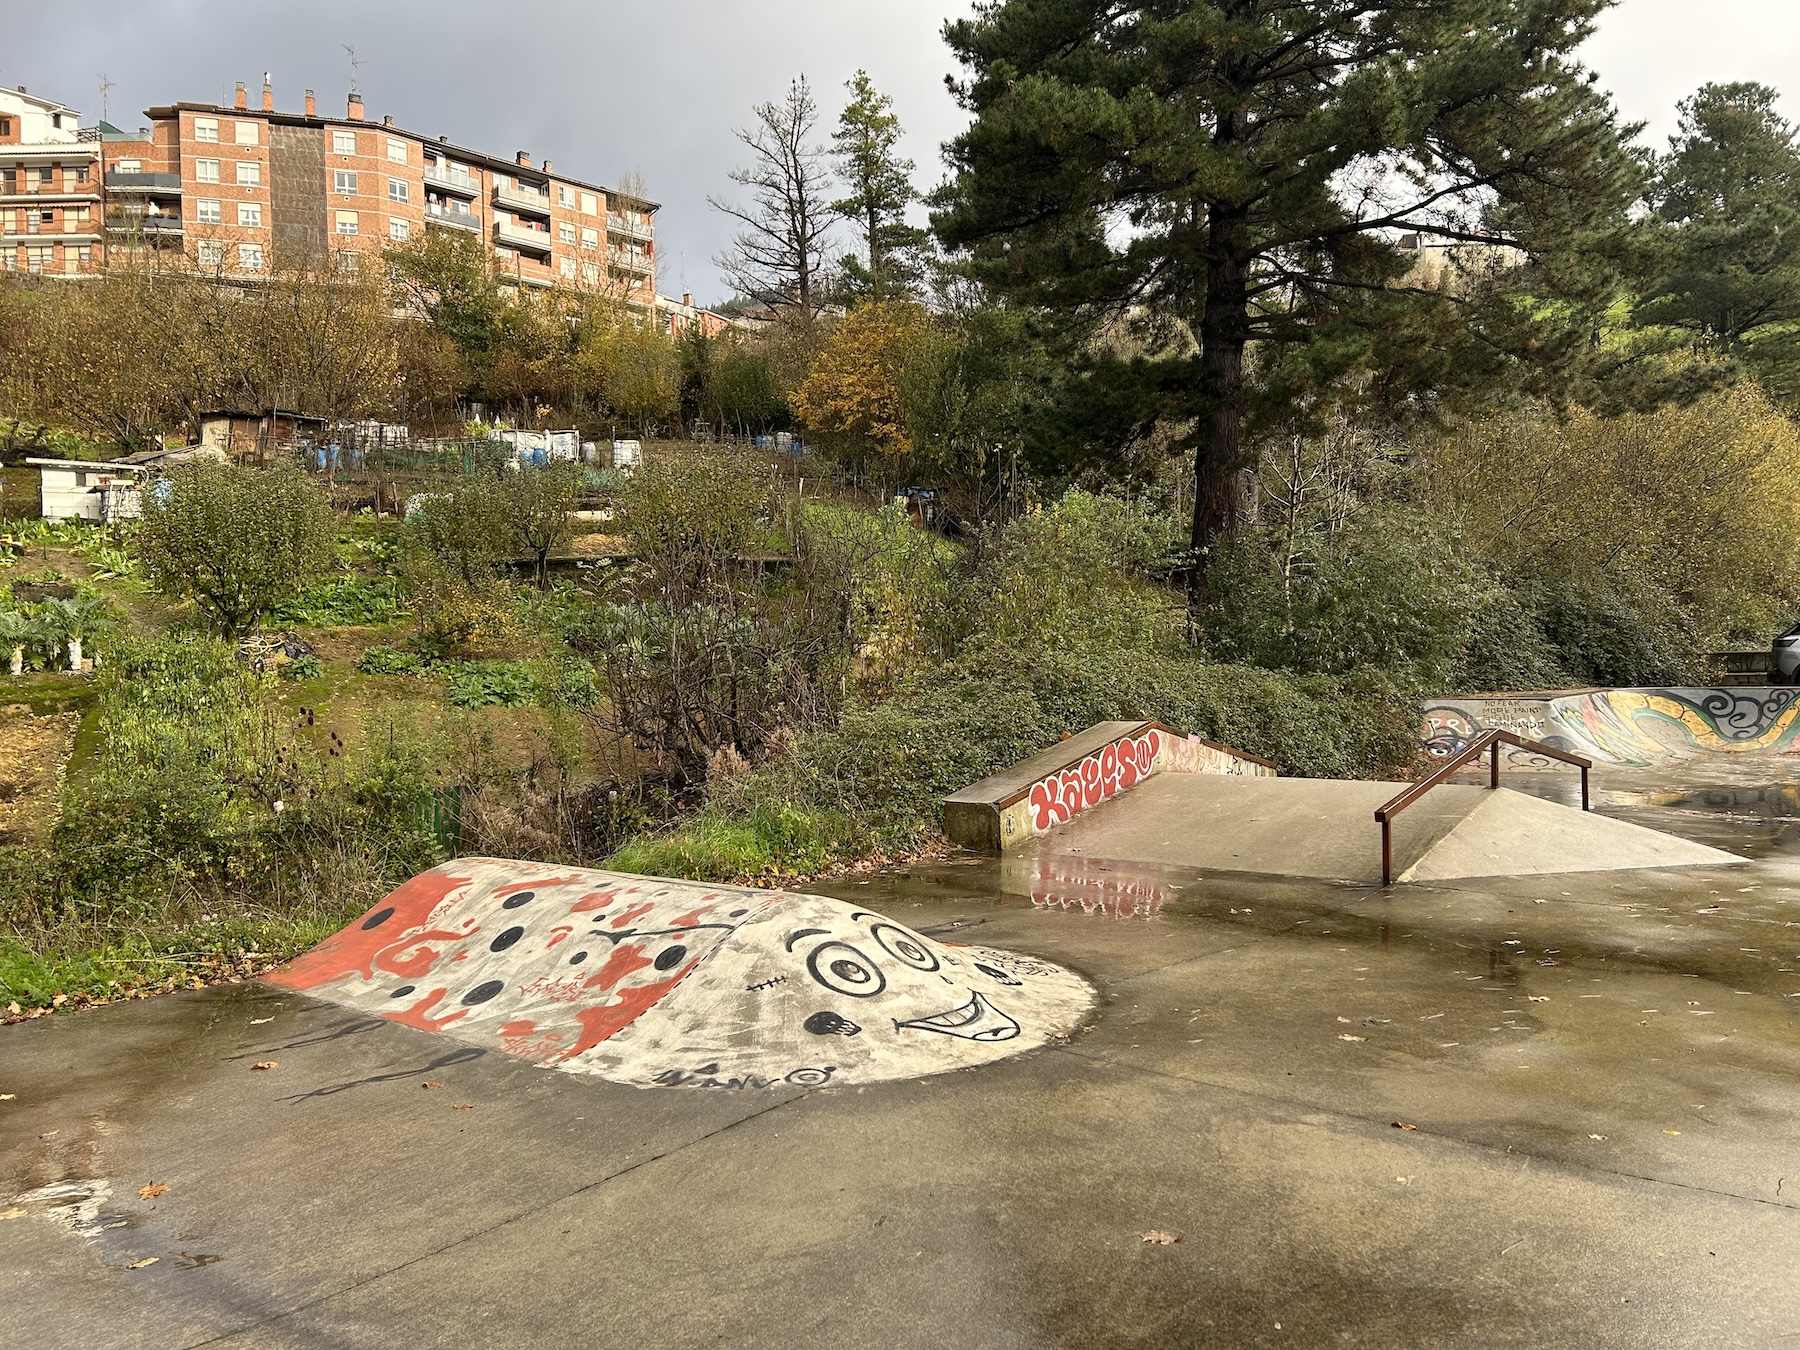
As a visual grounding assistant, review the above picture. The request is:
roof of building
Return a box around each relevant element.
[2,87,80,117]
[25,457,146,473]
[142,99,658,213]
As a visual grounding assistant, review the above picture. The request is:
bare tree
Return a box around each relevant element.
[709,77,838,316]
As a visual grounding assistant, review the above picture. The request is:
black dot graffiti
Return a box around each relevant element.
[462,980,504,1005]
[729,908,750,918]
[489,926,525,953]
[389,985,415,999]
[803,1011,862,1037]
[501,891,535,909]
[806,942,887,998]
[360,906,394,930]
[568,950,588,966]
[653,944,688,971]
[973,962,1023,986]
[783,1067,835,1088]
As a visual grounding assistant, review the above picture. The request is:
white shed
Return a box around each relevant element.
[26,458,148,524]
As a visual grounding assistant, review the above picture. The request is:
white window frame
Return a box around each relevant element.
[234,121,258,146]
[387,177,409,203]
[195,159,221,184]
[237,202,263,227]
[560,257,576,278]
[238,242,264,270]
[196,199,222,224]
[580,227,598,251]
[334,170,358,195]
[557,185,574,208]
[333,130,357,155]
[580,191,597,215]
[115,159,141,173]
[334,210,359,235]
[196,240,224,266]
[193,117,219,144]
[236,161,261,186]
[558,222,575,244]
[386,137,407,164]
[389,217,410,241]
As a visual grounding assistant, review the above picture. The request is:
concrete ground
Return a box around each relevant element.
[6,758,1800,1348]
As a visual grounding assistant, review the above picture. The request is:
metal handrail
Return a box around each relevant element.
[1375,729,1591,886]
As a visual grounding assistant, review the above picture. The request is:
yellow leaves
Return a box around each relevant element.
[792,302,932,456]
[138,1183,171,1200]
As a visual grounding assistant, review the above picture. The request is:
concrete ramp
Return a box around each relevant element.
[267,860,1094,1089]
[1024,774,1734,884]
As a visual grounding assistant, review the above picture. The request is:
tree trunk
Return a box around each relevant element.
[8,646,21,678]
[1190,203,1252,617]
[68,638,83,670]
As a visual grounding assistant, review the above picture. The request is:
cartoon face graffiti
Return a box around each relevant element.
[267,861,1094,1089]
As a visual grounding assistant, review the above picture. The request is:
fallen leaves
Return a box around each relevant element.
[1140,1231,1182,1245]
[126,1257,159,1270]
[0,1207,25,1221]
[249,1017,274,1025]
[453,1103,473,1111]
[1589,1134,1609,1141]
[138,1183,170,1200]
[421,1082,443,1091]
[1665,1129,1683,1136]
[1392,1122,1417,1131]
[251,1061,278,1072]
[0,1094,13,1101]
[1337,1034,1365,1042]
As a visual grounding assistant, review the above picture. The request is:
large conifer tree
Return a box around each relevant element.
[935,0,1640,595]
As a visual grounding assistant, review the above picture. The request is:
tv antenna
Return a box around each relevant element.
[97,73,114,122]
[343,44,365,94]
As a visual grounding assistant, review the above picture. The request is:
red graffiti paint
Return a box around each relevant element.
[384,986,469,1032]
[558,960,700,1062]
[499,1018,538,1037]
[584,943,654,992]
[611,901,655,929]
[1027,731,1161,832]
[569,890,619,914]
[269,869,472,991]
[495,874,584,896]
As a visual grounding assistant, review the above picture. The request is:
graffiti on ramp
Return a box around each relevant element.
[267,860,1094,1089]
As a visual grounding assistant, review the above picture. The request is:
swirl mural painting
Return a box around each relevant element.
[267,860,1094,1089]
[1421,688,1800,768]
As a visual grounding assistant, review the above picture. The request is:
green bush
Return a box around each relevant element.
[268,576,406,627]
[446,660,538,708]
[357,644,432,676]
[280,654,325,681]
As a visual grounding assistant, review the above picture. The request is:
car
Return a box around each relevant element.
[1774,622,1800,684]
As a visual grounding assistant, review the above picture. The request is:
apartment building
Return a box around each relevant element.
[0,87,103,276]
[14,78,656,303]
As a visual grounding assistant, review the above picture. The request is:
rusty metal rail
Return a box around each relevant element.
[1376,729,1591,886]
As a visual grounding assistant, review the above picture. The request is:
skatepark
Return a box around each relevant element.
[4,686,1800,1347]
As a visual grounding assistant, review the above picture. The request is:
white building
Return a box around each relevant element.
[27,458,147,523]
[0,87,102,277]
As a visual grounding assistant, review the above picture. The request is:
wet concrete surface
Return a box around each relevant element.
[5,756,1800,1347]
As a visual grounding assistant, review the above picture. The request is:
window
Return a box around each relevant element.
[333,130,357,155]
[196,199,221,224]
[558,222,575,244]
[25,245,53,272]
[196,159,220,183]
[387,177,408,203]
[582,262,599,285]
[389,217,410,241]
[580,191,597,215]
[580,226,598,251]
[387,137,407,164]
[196,240,223,266]
[557,185,574,208]
[0,118,11,137]
[113,160,139,174]
[340,250,359,272]
[73,165,89,184]
[334,170,358,195]
[239,243,264,270]
[237,202,262,227]
[334,210,358,235]
[37,166,53,184]
[560,257,576,279]
[194,117,219,143]
[235,120,258,146]
[76,245,92,265]
[236,161,261,186]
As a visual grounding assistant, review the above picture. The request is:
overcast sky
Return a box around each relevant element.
[6,0,1797,306]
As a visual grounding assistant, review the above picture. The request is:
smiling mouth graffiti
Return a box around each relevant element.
[893,991,1021,1042]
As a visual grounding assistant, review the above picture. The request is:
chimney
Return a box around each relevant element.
[304,88,316,117]
[383,115,393,127]
[542,158,552,173]
[262,73,273,111]
[235,81,248,111]
[347,93,364,121]
[515,150,531,167]
[683,291,693,307]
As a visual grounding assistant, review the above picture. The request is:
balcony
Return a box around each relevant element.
[606,215,652,242]
[494,181,552,218]
[104,170,183,194]
[495,217,553,255]
[105,212,183,237]
[425,202,481,233]
[423,166,479,198]
[607,245,652,275]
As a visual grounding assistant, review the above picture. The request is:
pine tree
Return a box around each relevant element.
[935,0,1640,604]
[1640,83,1800,399]
[832,71,929,300]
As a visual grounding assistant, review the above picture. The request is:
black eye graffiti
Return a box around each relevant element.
[805,941,887,998]
[972,961,1022,986]
[871,922,939,972]
[803,1010,862,1037]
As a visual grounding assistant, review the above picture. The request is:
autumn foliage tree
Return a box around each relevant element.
[791,302,931,464]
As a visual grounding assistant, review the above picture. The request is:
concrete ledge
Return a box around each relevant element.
[944,721,1275,851]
